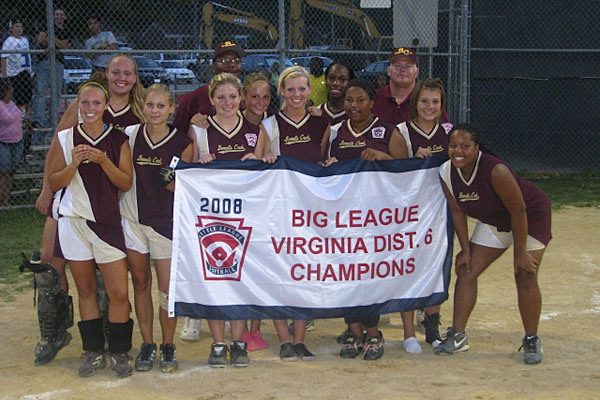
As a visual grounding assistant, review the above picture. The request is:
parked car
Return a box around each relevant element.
[241,54,293,79]
[146,53,182,63]
[116,41,133,51]
[290,56,333,73]
[159,60,196,83]
[356,60,390,85]
[132,56,169,87]
[63,56,92,93]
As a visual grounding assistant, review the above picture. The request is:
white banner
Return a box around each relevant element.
[169,157,452,319]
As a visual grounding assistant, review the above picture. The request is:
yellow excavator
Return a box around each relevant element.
[200,2,279,49]
[289,0,392,51]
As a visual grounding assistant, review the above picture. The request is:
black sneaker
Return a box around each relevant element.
[230,340,250,367]
[135,343,157,372]
[520,335,543,364]
[293,343,316,361]
[339,334,363,359]
[421,312,442,346]
[208,343,228,368]
[160,343,178,373]
[279,341,297,361]
[363,332,384,361]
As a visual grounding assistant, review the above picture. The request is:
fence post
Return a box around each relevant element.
[459,0,471,123]
[45,0,59,134]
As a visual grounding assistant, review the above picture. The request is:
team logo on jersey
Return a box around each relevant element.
[442,123,453,134]
[244,133,258,147]
[371,126,386,139]
[196,216,252,281]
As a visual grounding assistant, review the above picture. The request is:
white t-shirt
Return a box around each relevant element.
[1,36,31,77]
[85,31,117,68]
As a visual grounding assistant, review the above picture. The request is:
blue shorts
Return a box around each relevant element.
[0,140,24,171]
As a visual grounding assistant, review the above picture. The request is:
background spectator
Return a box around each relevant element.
[1,19,32,108]
[0,78,23,206]
[85,15,117,72]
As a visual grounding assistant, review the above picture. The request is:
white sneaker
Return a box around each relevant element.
[403,336,422,354]
[180,317,202,342]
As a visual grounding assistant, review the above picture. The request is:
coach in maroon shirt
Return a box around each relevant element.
[373,47,448,125]
[173,41,246,135]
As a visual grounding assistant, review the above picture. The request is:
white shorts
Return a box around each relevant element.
[58,217,126,263]
[470,221,546,251]
[122,217,172,259]
[51,191,61,220]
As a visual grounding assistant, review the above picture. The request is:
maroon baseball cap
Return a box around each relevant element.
[212,41,246,61]
[389,47,418,66]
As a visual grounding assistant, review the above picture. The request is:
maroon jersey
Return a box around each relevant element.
[191,115,259,161]
[373,85,449,125]
[121,124,192,239]
[329,117,394,160]
[397,120,452,157]
[262,111,329,164]
[104,104,141,133]
[440,152,552,245]
[56,124,128,251]
[173,84,214,135]
[318,103,346,126]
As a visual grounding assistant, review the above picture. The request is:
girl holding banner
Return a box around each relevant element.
[436,125,551,364]
[255,65,331,361]
[190,73,258,367]
[326,78,408,360]
[396,77,453,351]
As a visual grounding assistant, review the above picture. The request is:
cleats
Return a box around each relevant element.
[78,351,105,377]
[520,335,543,364]
[434,328,469,355]
[208,343,228,368]
[339,334,363,359]
[230,341,250,367]
[293,343,316,361]
[180,317,202,342]
[363,333,384,361]
[279,342,297,361]
[160,343,178,373]
[135,343,156,372]
[34,330,72,366]
[110,352,133,378]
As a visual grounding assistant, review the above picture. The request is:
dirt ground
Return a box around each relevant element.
[1,207,599,400]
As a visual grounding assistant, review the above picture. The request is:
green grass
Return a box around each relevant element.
[524,174,600,209]
[0,208,46,301]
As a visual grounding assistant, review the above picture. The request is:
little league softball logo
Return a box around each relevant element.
[196,216,252,281]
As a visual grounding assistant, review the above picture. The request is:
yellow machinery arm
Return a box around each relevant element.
[200,2,279,49]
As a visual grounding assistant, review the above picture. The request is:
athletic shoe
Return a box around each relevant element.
[293,343,316,361]
[288,320,315,335]
[242,331,257,351]
[379,313,391,326]
[110,352,133,378]
[160,343,178,373]
[434,328,469,355]
[180,317,201,342]
[339,334,362,359]
[135,343,156,372]
[520,335,543,364]
[363,332,384,361]
[336,328,353,344]
[421,312,443,347]
[34,330,72,366]
[208,343,228,368]
[230,340,250,367]
[78,351,105,377]
[250,330,269,350]
[403,336,422,353]
[279,342,297,361]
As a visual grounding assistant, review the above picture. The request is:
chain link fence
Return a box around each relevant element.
[0,0,598,210]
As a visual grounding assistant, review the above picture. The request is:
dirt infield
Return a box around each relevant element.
[1,207,599,400]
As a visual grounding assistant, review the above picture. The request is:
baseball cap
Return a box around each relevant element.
[389,47,418,66]
[213,41,246,61]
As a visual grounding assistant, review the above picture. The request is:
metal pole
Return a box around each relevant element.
[447,0,455,119]
[459,0,471,123]
[46,0,59,135]
[278,0,286,69]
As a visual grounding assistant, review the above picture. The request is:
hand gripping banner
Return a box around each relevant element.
[169,156,453,320]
